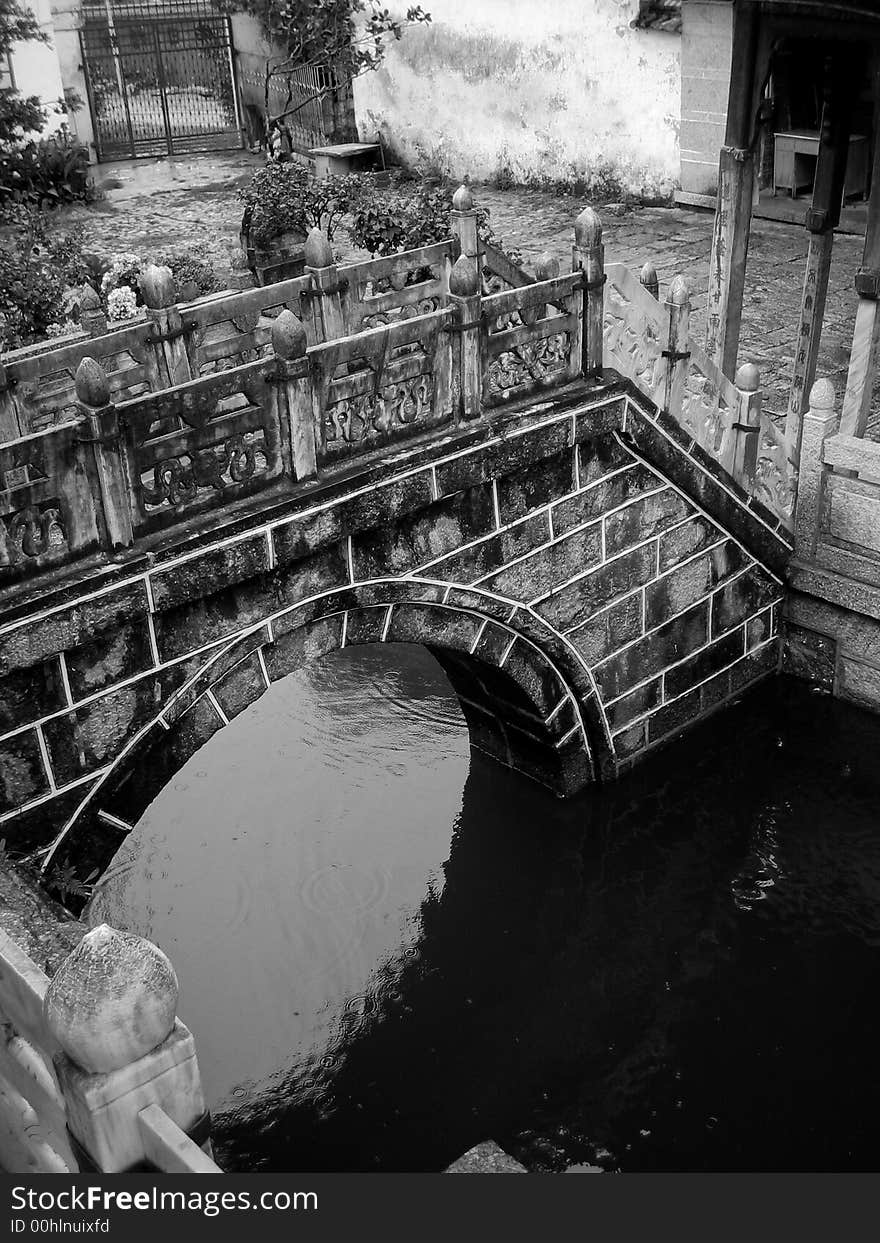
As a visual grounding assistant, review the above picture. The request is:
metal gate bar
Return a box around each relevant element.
[80,0,243,161]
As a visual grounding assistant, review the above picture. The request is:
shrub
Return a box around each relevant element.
[0,125,95,215]
[347,180,494,257]
[0,211,65,350]
[155,246,225,300]
[239,163,361,249]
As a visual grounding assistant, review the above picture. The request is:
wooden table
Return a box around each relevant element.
[773,131,870,201]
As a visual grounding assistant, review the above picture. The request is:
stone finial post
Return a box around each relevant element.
[450,184,481,280]
[139,263,193,388]
[227,246,256,293]
[733,362,762,483]
[572,207,604,377]
[75,357,133,552]
[662,275,691,419]
[304,228,346,342]
[44,925,212,1174]
[640,261,660,301]
[795,377,838,560]
[448,254,482,421]
[272,309,317,481]
[529,252,560,325]
[79,284,107,338]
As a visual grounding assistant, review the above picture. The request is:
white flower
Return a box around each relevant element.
[45,322,65,337]
[107,286,138,321]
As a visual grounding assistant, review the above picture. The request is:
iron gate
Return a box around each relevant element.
[80,0,243,160]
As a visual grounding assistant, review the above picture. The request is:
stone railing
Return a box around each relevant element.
[0,923,221,1174]
[602,260,796,531]
[0,198,607,589]
[0,187,528,444]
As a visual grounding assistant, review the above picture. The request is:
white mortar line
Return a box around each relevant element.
[593,564,758,675]
[380,604,394,642]
[0,767,109,826]
[266,618,275,642]
[430,465,439,502]
[547,505,555,542]
[257,644,271,688]
[555,723,580,749]
[499,634,518,666]
[144,574,157,614]
[546,533,733,618]
[58,652,73,708]
[544,696,569,725]
[146,612,161,667]
[492,479,501,529]
[266,528,276,572]
[610,633,781,737]
[573,440,581,491]
[35,724,55,794]
[206,688,229,727]
[470,619,489,654]
[346,535,354,583]
[340,610,349,650]
[617,414,788,577]
[96,810,134,834]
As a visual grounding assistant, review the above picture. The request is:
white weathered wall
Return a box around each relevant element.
[7,0,67,138]
[679,0,733,196]
[353,0,681,198]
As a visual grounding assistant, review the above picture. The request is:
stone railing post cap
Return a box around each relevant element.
[304,228,334,269]
[272,308,308,359]
[44,923,179,1074]
[75,356,111,407]
[574,206,602,247]
[735,362,760,392]
[640,260,658,282]
[449,253,479,297]
[80,284,102,310]
[139,263,176,309]
[536,252,560,280]
[452,184,473,212]
[809,377,836,410]
[669,274,691,306]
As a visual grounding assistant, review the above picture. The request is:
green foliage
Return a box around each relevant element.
[0,208,66,350]
[0,125,95,214]
[347,179,494,257]
[0,0,49,149]
[156,245,225,300]
[239,162,361,248]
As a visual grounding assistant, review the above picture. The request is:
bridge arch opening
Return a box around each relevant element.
[42,580,612,892]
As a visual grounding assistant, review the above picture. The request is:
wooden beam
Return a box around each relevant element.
[705,2,761,380]
[786,58,855,456]
[840,61,880,437]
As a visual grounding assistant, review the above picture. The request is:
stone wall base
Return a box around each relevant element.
[785,587,880,710]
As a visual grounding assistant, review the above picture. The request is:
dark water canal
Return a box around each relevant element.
[88,645,880,1172]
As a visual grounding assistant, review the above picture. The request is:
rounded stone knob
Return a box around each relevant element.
[80,284,102,311]
[272,308,307,359]
[449,253,479,297]
[303,227,333,269]
[44,924,179,1074]
[452,184,473,212]
[639,260,659,297]
[574,206,602,248]
[535,252,560,281]
[669,274,691,306]
[139,263,175,309]
[74,357,110,408]
[735,362,760,393]
[809,377,836,412]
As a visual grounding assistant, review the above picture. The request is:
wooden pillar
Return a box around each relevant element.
[785,58,854,458]
[795,378,838,560]
[448,254,482,420]
[271,309,317,481]
[840,122,880,436]
[140,264,192,389]
[74,357,133,553]
[304,228,346,342]
[705,2,761,379]
[44,925,214,1174]
[572,207,605,377]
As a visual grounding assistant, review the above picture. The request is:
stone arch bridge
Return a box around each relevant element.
[0,204,792,897]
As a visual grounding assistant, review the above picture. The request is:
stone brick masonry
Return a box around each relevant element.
[0,378,787,891]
